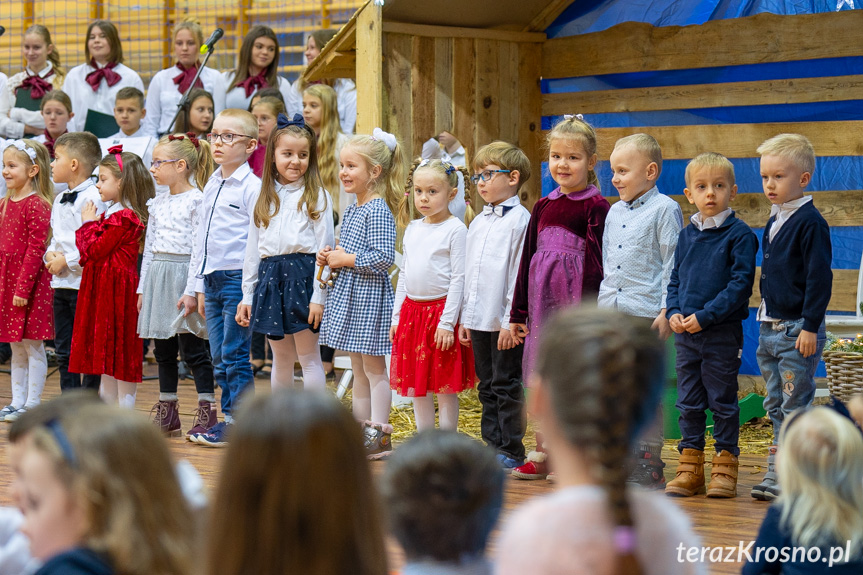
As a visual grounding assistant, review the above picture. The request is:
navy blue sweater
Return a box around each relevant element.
[760,201,832,333]
[35,548,114,575]
[666,213,758,330]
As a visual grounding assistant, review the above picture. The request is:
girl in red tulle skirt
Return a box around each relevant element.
[389,159,475,431]
[70,146,153,407]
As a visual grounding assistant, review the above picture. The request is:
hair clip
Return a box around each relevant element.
[277,112,309,132]
[168,133,200,149]
[443,161,456,176]
[404,190,410,196]
[563,114,585,122]
[7,140,37,162]
[418,159,430,168]
[371,127,397,152]
[45,419,78,468]
[107,144,124,172]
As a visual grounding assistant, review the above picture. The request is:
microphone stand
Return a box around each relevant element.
[167,47,215,134]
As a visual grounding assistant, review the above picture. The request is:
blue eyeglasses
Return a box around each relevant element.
[470,169,510,184]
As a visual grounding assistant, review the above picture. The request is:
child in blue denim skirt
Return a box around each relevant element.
[752,133,832,500]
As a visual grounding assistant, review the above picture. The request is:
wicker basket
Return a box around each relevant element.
[822,350,863,402]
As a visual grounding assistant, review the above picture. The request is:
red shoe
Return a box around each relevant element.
[512,451,549,480]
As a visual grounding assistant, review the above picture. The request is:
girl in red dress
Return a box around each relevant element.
[0,139,54,422]
[70,145,153,407]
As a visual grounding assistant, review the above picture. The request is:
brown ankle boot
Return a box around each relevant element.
[665,448,705,497]
[707,450,739,498]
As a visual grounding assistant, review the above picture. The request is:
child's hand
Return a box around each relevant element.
[81,201,98,222]
[668,313,686,334]
[137,294,143,313]
[796,329,818,358]
[498,328,519,351]
[389,325,398,343]
[435,328,454,350]
[682,314,702,334]
[44,251,58,263]
[651,310,672,340]
[316,245,332,266]
[12,296,27,307]
[326,245,355,269]
[197,293,206,319]
[308,303,323,329]
[46,254,68,276]
[178,295,198,317]
[235,304,251,327]
[510,323,528,343]
[458,325,471,346]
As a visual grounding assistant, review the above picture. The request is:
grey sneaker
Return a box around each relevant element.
[362,421,393,460]
[751,445,780,500]
[0,405,19,422]
[3,406,27,423]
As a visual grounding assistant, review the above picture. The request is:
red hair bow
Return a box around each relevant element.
[107,145,124,172]
[168,132,200,149]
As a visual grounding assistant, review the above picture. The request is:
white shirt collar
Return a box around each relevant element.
[769,195,812,218]
[276,178,304,194]
[622,186,659,210]
[26,62,54,78]
[690,208,733,231]
[213,162,252,184]
[105,201,126,216]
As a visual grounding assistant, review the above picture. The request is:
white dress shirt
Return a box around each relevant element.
[442,145,466,168]
[690,208,732,231]
[0,63,63,138]
[286,77,357,134]
[137,188,204,293]
[392,216,467,332]
[222,70,292,111]
[46,180,106,289]
[241,179,334,306]
[598,186,683,318]
[62,62,144,133]
[461,195,530,332]
[186,162,261,295]
[143,65,226,137]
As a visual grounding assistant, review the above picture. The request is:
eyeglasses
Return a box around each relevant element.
[206,132,255,144]
[150,159,180,169]
[470,169,511,184]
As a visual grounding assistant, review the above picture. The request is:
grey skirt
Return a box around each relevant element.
[137,254,208,340]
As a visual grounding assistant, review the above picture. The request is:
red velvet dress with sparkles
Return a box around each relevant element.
[69,207,144,382]
[0,194,54,342]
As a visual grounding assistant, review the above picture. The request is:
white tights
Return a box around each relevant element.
[100,376,138,409]
[9,340,47,409]
[349,353,391,425]
[412,393,459,431]
[268,330,326,390]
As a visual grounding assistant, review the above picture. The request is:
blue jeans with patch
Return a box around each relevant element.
[756,318,825,443]
[204,270,254,417]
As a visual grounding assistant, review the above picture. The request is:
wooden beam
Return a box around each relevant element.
[523,0,574,32]
[452,37,476,203]
[304,3,361,83]
[542,75,863,116]
[542,10,863,79]
[382,21,545,43]
[517,41,543,209]
[474,39,500,154]
[411,36,436,158]
[355,2,382,134]
[433,37,454,136]
[383,33,413,157]
[750,268,858,312]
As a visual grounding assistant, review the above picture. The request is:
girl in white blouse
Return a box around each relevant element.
[236,113,334,390]
[222,25,292,111]
[143,18,227,138]
[389,159,475,431]
[138,133,218,439]
[62,20,144,137]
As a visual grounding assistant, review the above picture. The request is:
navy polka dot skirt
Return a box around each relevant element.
[251,253,318,339]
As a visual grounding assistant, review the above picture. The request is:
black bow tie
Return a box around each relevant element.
[483,203,514,217]
[59,191,79,205]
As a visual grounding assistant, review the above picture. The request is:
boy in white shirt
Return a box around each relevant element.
[458,141,531,468]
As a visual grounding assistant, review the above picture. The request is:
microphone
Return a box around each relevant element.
[0,26,6,37]
[199,28,224,54]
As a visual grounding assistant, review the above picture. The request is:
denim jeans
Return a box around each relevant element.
[757,318,826,442]
[204,270,254,417]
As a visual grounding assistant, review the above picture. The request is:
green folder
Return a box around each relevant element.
[83,109,119,138]
[15,88,41,112]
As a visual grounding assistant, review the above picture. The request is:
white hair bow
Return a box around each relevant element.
[563,114,584,121]
[7,140,37,162]
[371,127,397,152]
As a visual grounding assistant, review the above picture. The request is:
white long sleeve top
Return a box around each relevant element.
[137,188,204,294]
[392,216,467,332]
[222,70,292,111]
[241,179,334,306]
[62,62,144,133]
[0,63,64,138]
[46,180,106,290]
[143,65,226,137]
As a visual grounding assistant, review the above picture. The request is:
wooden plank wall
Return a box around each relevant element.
[382,29,544,209]
[541,10,863,314]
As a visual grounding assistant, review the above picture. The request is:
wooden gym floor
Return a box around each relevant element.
[0,364,767,575]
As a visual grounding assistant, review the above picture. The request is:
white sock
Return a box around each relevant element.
[9,342,28,409]
[350,353,371,421]
[268,337,298,390]
[118,380,138,409]
[437,393,459,430]
[294,330,325,390]
[364,355,391,426]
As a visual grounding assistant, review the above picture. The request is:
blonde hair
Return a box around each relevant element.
[400,158,474,227]
[344,133,406,215]
[154,133,213,191]
[613,133,663,176]
[216,108,258,141]
[172,17,204,47]
[473,140,531,192]
[26,404,193,575]
[546,115,600,190]
[304,84,342,210]
[24,24,66,85]
[99,152,154,234]
[2,140,53,207]
[756,133,816,174]
[777,407,863,556]
[684,152,735,187]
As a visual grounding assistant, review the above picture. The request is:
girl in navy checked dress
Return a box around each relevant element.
[237,113,334,390]
[318,128,405,459]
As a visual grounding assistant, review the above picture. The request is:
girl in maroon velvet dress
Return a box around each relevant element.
[70,146,153,407]
[0,140,54,422]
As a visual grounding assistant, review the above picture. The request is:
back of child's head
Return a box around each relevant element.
[248,87,285,110]
[756,133,816,174]
[39,89,73,115]
[155,133,213,190]
[613,133,662,177]
[8,391,100,445]
[2,140,53,205]
[99,149,155,226]
[24,403,193,574]
[546,115,600,190]
[535,306,665,575]
[382,430,503,563]
[205,390,388,575]
[115,86,144,108]
[85,20,123,64]
[777,407,863,555]
[55,131,102,174]
[345,129,406,215]
[256,115,325,228]
[25,24,65,81]
[215,108,258,142]
[172,17,203,45]
[684,152,735,187]
[400,157,473,227]
[473,140,531,191]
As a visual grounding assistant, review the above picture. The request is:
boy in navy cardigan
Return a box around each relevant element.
[751,133,832,501]
[665,153,757,499]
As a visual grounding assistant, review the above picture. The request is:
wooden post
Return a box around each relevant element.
[238,0,251,44]
[355,3,382,135]
[322,0,332,29]
[23,0,35,28]
[91,0,105,22]
[163,0,176,70]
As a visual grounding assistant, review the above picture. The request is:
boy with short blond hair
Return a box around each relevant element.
[751,133,832,501]
[665,152,757,499]
[458,141,531,468]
